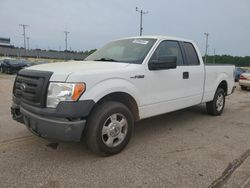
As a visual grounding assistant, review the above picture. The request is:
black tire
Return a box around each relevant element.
[1,67,5,73]
[241,85,247,90]
[206,88,225,116]
[7,68,10,74]
[84,101,134,156]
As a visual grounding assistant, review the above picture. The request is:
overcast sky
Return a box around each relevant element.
[0,0,249,56]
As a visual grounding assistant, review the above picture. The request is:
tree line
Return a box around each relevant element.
[84,51,250,67]
[204,55,250,67]
[85,50,250,67]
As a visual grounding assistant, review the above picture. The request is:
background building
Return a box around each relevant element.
[0,37,13,47]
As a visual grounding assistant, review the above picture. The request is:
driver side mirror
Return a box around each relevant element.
[148,56,177,70]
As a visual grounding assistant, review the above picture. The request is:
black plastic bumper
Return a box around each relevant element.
[20,107,86,142]
[11,96,95,142]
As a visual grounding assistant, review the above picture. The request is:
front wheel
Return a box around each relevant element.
[84,101,134,156]
[0,67,4,73]
[6,68,11,74]
[206,88,225,116]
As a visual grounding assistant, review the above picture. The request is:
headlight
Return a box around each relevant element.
[47,82,86,108]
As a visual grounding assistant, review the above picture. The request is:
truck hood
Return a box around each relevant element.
[26,61,130,81]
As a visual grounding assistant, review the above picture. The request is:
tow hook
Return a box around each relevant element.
[11,107,24,123]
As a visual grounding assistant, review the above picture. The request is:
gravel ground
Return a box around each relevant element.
[0,73,249,188]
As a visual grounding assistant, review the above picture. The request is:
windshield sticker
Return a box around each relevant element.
[133,39,149,45]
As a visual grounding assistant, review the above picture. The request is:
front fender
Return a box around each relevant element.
[80,78,141,106]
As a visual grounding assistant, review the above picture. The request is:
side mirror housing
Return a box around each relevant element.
[148,56,177,70]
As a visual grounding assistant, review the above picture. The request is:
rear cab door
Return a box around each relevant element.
[179,41,205,103]
[141,40,204,118]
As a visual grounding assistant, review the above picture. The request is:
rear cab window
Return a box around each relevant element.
[182,42,200,66]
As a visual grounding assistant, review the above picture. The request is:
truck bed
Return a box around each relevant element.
[202,65,235,103]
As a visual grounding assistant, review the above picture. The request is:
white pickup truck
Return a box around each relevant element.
[11,36,235,156]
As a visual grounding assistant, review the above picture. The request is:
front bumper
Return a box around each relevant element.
[11,96,95,142]
[20,107,86,142]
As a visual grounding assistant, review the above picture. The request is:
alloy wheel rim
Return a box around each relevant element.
[101,113,128,148]
[216,93,224,111]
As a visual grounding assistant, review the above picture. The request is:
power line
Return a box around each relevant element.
[19,24,29,49]
[136,7,148,36]
[204,32,209,64]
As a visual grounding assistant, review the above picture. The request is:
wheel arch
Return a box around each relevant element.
[91,92,140,121]
[217,80,228,95]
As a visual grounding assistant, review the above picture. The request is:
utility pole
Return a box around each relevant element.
[64,30,70,60]
[19,24,29,49]
[204,32,209,64]
[64,30,70,51]
[136,7,148,36]
[213,48,216,64]
[26,37,30,50]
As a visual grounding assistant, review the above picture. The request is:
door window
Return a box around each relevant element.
[150,41,184,66]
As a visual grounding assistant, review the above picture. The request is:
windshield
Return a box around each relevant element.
[85,38,157,64]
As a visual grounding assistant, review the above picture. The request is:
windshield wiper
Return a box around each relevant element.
[93,57,119,62]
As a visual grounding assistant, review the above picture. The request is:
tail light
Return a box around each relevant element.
[240,75,247,80]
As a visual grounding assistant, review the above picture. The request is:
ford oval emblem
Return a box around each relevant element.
[20,83,26,91]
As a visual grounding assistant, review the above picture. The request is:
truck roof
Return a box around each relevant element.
[118,35,194,43]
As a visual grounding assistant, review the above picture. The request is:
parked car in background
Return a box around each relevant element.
[0,59,28,74]
[28,61,48,67]
[239,70,250,90]
[234,67,246,82]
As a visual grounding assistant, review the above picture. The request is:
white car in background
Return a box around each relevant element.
[239,70,250,90]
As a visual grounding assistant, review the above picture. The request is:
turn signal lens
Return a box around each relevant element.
[72,84,86,101]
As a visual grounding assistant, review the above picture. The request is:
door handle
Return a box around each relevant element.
[183,72,189,79]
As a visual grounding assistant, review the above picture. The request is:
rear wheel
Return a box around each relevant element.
[206,88,225,116]
[241,85,247,90]
[84,101,134,156]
